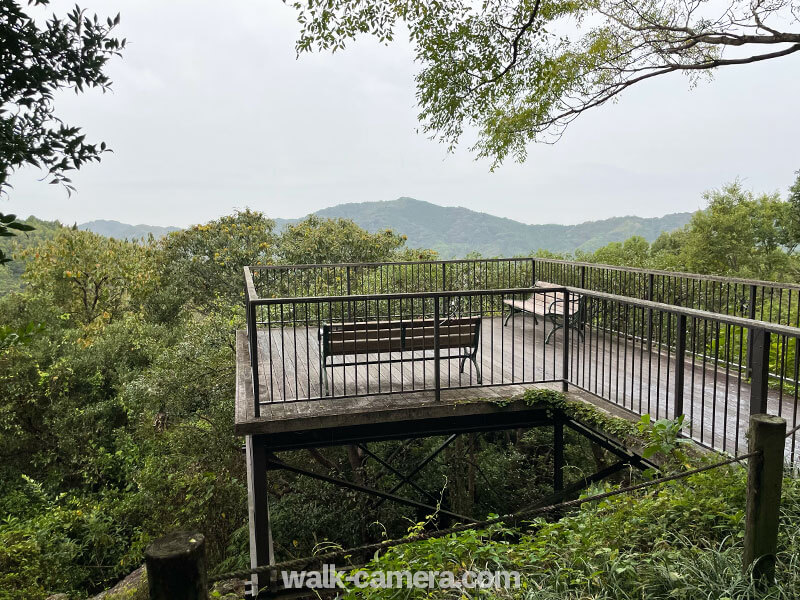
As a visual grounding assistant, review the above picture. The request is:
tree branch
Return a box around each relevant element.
[470,0,543,92]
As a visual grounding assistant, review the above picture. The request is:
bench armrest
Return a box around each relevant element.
[546,295,582,315]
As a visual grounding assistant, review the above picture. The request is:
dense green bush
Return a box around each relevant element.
[341,466,800,599]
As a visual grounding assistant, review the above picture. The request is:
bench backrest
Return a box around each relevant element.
[322,316,481,357]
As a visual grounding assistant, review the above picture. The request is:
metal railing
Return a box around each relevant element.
[246,286,566,406]
[244,261,800,460]
[251,257,800,328]
[564,287,800,458]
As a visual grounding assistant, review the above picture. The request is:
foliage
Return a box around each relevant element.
[578,178,800,282]
[585,236,651,269]
[0,213,35,266]
[675,183,794,278]
[21,229,157,325]
[0,320,44,352]
[0,0,124,195]
[522,388,638,442]
[0,210,448,598]
[287,0,800,165]
[783,170,800,255]
[0,216,65,295]
[636,414,692,468]
[278,214,408,265]
[339,466,800,599]
[159,209,277,310]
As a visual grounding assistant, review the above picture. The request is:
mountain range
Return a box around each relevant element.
[273,197,693,257]
[78,220,181,240]
[78,198,693,257]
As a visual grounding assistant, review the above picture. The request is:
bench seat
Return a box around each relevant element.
[502,281,585,344]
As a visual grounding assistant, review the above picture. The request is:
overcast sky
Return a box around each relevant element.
[5,0,800,227]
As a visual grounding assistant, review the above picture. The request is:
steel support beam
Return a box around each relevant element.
[267,456,476,524]
[372,434,458,510]
[357,443,442,507]
[564,418,658,472]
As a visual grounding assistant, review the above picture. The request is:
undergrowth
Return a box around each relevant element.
[339,463,800,599]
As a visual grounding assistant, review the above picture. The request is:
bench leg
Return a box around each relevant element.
[545,314,587,345]
[545,321,561,345]
[458,353,482,384]
[504,309,539,327]
[472,355,482,384]
[321,359,330,396]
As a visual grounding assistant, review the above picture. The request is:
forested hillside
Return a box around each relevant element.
[80,199,693,257]
[566,180,800,282]
[2,176,799,599]
[78,220,180,240]
[0,212,439,599]
[282,198,694,257]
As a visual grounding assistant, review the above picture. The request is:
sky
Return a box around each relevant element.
[5,0,800,228]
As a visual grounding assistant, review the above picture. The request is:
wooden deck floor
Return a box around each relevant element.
[238,316,799,459]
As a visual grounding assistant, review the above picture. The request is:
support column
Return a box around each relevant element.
[553,419,564,492]
[743,414,785,583]
[246,434,274,597]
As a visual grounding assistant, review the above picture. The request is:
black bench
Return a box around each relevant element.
[318,316,482,396]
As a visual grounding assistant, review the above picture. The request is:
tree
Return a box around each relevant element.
[278,215,407,264]
[679,182,790,277]
[0,216,64,293]
[287,0,800,165]
[0,1,125,263]
[786,170,800,253]
[159,209,278,310]
[22,229,155,325]
[614,180,796,280]
[582,235,651,268]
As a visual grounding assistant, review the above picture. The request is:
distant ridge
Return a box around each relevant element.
[275,197,693,258]
[77,199,692,256]
[78,220,180,240]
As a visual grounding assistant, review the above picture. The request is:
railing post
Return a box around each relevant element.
[145,532,209,600]
[743,414,785,583]
[562,289,569,391]
[346,265,352,320]
[646,274,654,352]
[441,262,447,292]
[673,313,687,419]
[248,301,260,418]
[746,284,758,377]
[531,258,536,287]
[580,265,586,290]
[749,328,770,415]
[434,296,441,401]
